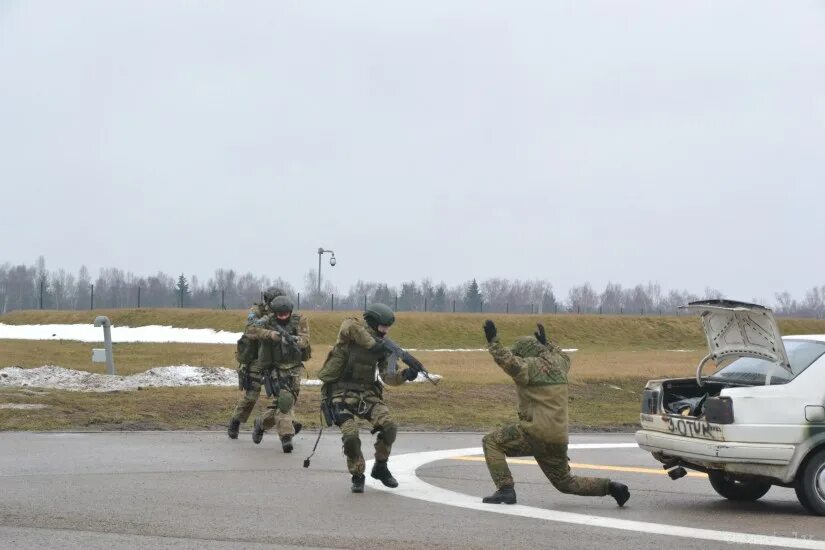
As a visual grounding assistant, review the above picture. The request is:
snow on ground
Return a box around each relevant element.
[0,323,577,352]
[0,366,441,392]
[0,323,240,344]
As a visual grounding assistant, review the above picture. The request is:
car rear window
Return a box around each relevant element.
[709,340,825,385]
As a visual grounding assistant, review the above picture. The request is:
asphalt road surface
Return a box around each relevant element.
[1,431,823,549]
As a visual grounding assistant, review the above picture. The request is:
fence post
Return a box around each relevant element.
[297,292,301,311]
[506,302,509,314]
[39,279,44,309]
[220,288,225,310]
[452,300,455,313]
[331,294,334,311]
[363,295,367,311]
[137,286,141,308]
[480,300,483,313]
[90,284,94,310]
[424,297,427,312]
[395,295,398,310]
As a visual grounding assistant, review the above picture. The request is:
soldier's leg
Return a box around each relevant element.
[482,424,534,489]
[368,403,399,488]
[369,403,396,462]
[231,365,262,423]
[534,442,610,497]
[339,415,365,476]
[274,374,301,438]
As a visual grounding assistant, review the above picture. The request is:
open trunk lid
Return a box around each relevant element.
[681,299,792,375]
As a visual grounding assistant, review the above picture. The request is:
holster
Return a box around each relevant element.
[263,371,280,398]
[320,399,337,427]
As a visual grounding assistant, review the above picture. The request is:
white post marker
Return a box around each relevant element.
[365,445,825,550]
[93,316,115,375]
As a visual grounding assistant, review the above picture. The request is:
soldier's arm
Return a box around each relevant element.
[540,348,571,376]
[337,318,378,349]
[378,359,408,386]
[242,307,267,341]
[488,340,530,385]
[296,315,310,349]
[245,315,280,341]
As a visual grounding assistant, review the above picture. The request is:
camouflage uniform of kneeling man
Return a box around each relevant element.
[481,320,630,507]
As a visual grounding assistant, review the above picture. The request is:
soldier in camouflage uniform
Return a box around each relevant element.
[227,287,286,439]
[250,296,310,453]
[317,303,418,493]
[480,320,630,507]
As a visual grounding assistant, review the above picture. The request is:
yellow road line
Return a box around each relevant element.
[451,456,706,478]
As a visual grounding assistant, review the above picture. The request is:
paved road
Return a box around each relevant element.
[0,431,822,549]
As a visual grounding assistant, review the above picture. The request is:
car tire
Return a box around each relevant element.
[708,470,771,501]
[795,448,825,516]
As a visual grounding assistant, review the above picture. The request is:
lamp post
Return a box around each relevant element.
[317,247,336,293]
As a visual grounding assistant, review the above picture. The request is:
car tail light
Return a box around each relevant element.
[704,397,734,424]
[641,389,660,414]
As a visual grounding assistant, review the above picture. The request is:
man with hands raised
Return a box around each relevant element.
[480,319,630,507]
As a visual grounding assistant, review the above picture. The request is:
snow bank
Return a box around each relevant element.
[0,324,577,352]
[0,366,441,392]
[0,323,240,344]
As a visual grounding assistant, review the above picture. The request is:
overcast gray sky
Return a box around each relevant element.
[1,1,824,300]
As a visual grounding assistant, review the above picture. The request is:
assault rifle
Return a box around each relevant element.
[379,337,439,386]
[271,322,301,357]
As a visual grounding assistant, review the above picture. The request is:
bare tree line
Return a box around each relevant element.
[1,257,824,318]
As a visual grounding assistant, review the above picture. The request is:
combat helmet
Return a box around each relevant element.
[363,303,395,329]
[263,286,286,304]
[270,296,294,315]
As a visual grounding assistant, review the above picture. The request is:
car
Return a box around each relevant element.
[635,299,825,515]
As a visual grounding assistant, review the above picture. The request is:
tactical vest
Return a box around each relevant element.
[271,314,303,367]
[330,337,386,392]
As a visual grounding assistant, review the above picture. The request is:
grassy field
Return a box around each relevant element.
[2,308,820,432]
[5,308,825,351]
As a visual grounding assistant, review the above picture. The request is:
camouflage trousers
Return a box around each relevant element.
[482,423,610,496]
[230,363,263,424]
[336,397,396,476]
[256,369,302,438]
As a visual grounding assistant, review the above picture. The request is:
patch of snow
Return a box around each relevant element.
[667,349,696,353]
[0,403,49,410]
[0,323,241,344]
[0,366,442,392]
[0,324,578,353]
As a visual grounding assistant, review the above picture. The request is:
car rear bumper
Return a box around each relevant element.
[635,430,795,465]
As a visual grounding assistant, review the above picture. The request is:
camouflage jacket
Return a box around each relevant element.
[488,339,571,444]
[242,303,269,340]
[321,317,407,399]
[246,313,310,350]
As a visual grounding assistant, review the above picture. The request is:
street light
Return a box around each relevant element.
[317,247,336,293]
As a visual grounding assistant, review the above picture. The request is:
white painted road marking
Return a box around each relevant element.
[366,445,825,549]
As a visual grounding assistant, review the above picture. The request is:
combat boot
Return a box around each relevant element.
[482,485,517,504]
[252,418,264,444]
[281,434,293,453]
[370,459,399,488]
[609,481,630,507]
[227,418,240,440]
[351,474,366,493]
[292,421,302,435]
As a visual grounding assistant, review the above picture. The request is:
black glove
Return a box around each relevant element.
[401,368,418,382]
[534,323,548,345]
[483,320,497,343]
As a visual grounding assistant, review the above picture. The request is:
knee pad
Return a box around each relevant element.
[376,423,397,446]
[276,392,294,414]
[342,434,362,458]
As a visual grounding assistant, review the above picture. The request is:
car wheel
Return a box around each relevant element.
[708,470,771,501]
[795,448,825,516]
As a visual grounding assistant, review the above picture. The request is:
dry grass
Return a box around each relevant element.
[0,379,647,432]
[0,340,701,382]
